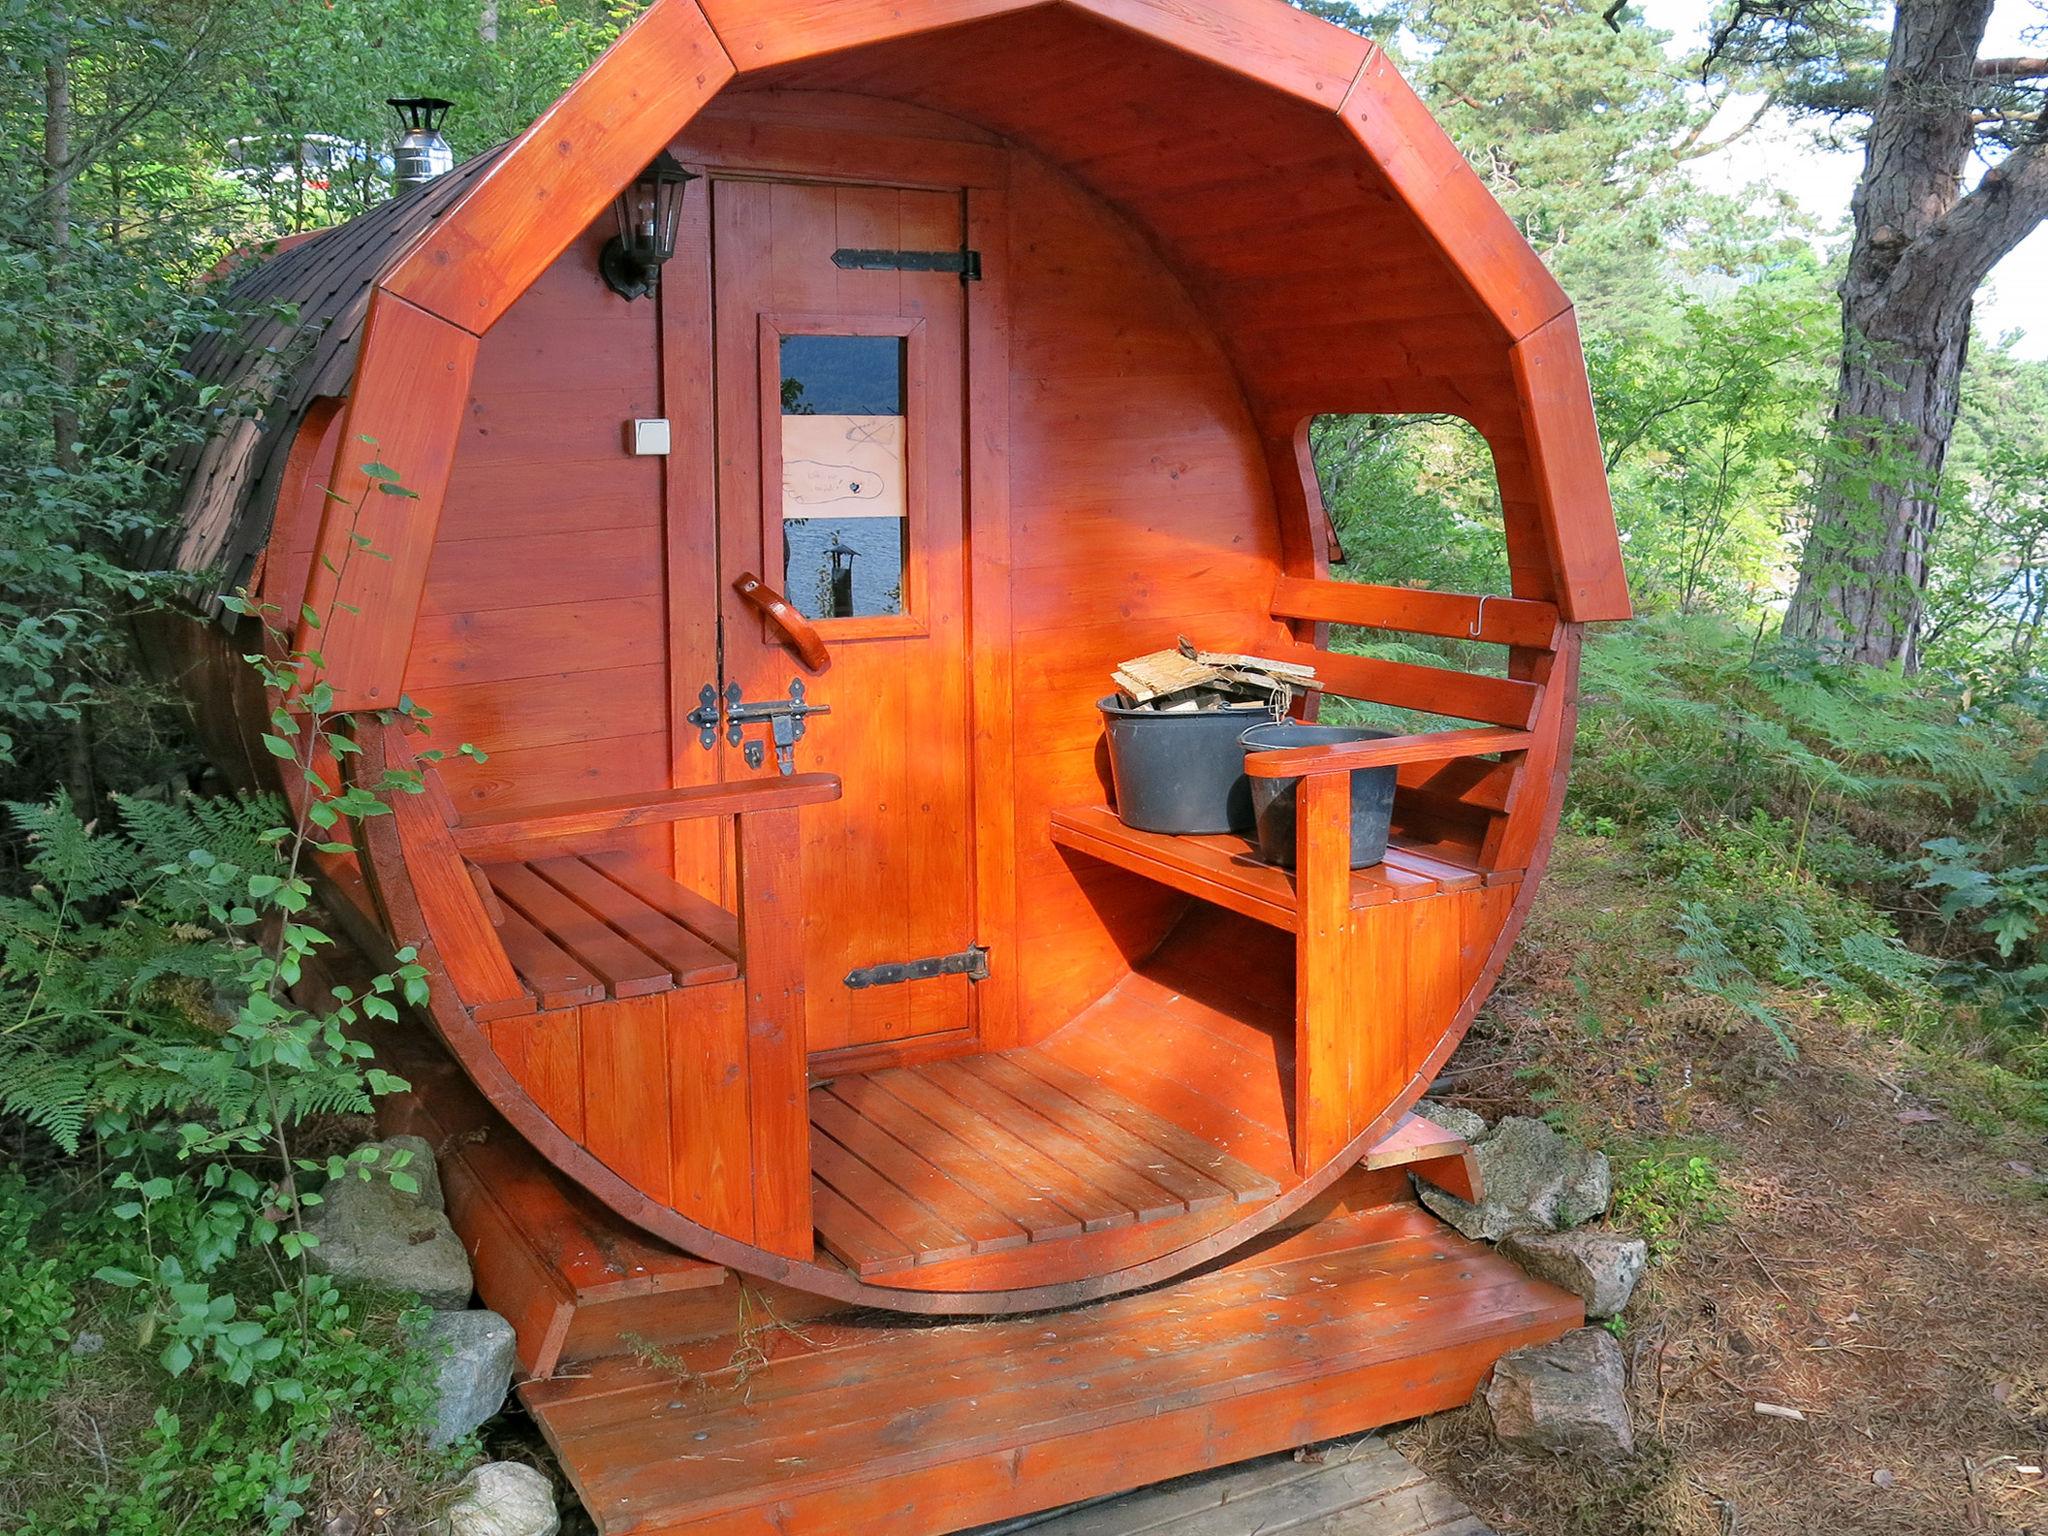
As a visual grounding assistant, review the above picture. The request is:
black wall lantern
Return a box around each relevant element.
[600,151,699,301]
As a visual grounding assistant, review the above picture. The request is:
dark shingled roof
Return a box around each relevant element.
[150,150,501,604]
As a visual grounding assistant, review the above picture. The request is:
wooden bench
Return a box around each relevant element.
[467,853,739,1009]
[375,723,840,1022]
[1053,578,1574,1173]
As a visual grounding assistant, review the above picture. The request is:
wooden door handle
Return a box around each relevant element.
[733,572,830,672]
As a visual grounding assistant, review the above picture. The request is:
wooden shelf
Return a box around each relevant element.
[1048,805,1499,931]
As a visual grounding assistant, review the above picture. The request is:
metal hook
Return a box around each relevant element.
[1468,593,1492,640]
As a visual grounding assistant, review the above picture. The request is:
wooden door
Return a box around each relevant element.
[709,178,976,1059]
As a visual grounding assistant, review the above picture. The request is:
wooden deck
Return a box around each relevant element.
[961,1435,1495,1536]
[521,1200,1577,1536]
[809,1048,1281,1277]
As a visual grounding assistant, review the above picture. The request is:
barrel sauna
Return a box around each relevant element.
[149,0,1628,1333]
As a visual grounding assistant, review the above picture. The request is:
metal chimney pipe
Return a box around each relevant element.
[388,97,454,193]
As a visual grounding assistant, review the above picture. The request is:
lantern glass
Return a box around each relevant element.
[600,151,698,301]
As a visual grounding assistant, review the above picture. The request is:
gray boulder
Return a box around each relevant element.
[1412,1099,1487,1143]
[1501,1229,1649,1319]
[419,1310,518,1448]
[306,1135,473,1308]
[1486,1327,1633,1459]
[444,1461,559,1536]
[1417,1116,1609,1241]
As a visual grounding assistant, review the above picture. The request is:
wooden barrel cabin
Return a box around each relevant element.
[150,0,1629,1322]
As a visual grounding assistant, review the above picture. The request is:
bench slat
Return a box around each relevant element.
[492,905,604,1010]
[1281,645,1542,729]
[532,856,737,986]
[583,851,741,959]
[484,862,674,999]
[1272,577,1560,649]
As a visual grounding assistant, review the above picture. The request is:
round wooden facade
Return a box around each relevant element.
[150,0,1629,1315]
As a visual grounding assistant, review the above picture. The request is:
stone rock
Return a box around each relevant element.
[1417,1116,1609,1241]
[305,1136,472,1308]
[1486,1327,1634,1459]
[1501,1229,1649,1319]
[445,1462,559,1536]
[1412,1099,1487,1143]
[419,1310,518,1448]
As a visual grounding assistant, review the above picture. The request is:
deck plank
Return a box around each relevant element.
[913,1059,1190,1225]
[866,1067,1139,1233]
[965,1054,1239,1212]
[823,1076,1087,1242]
[810,1131,977,1273]
[968,1435,1494,1535]
[523,1202,1575,1535]
[810,1092,1031,1253]
[1006,1050,1280,1204]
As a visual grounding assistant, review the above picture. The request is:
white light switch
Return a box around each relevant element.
[629,418,671,456]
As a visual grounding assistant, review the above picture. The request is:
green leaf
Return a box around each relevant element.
[94,1266,144,1288]
[260,734,296,760]
[160,1339,194,1376]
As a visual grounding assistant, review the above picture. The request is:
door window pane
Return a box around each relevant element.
[780,334,908,620]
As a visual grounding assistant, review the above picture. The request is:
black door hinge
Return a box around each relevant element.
[844,944,990,989]
[832,246,983,282]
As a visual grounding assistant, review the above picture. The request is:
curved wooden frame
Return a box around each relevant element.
[286,0,1627,714]
[155,0,1631,1315]
[352,629,1580,1315]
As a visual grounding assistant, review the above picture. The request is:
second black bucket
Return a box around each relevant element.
[1099,696,1268,834]
[1240,722,1399,870]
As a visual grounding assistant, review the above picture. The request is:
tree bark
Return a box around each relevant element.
[1783,0,2048,666]
[44,13,79,478]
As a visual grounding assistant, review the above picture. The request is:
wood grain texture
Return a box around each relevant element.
[981,1434,1498,1536]
[1511,309,1633,622]
[165,10,1623,1325]
[1271,577,1561,649]
[294,293,478,711]
[521,1198,1577,1535]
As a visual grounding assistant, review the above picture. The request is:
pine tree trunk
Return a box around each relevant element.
[45,16,79,478]
[1783,296,1971,669]
[1781,0,2048,667]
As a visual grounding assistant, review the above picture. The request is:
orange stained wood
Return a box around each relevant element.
[519,1195,1580,1536]
[161,1,1629,1323]
[294,291,477,709]
[1512,307,1633,622]
[278,0,1628,712]
[707,176,977,1057]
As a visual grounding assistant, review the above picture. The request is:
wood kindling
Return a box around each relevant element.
[1271,576,1560,650]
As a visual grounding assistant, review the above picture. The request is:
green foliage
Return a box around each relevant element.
[1612,1152,1729,1255]
[0,1170,449,1534]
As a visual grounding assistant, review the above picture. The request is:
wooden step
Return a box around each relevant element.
[522,1201,1581,1536]
[959,1433,1498,1536]
[807,1046,1283,1278]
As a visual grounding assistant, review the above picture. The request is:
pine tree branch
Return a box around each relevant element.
[1976,56,2048,80]
[1883,139,2048,314]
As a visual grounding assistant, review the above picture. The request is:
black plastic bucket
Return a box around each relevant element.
[1098,696,1268,834]
[1240,722,1398,869]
